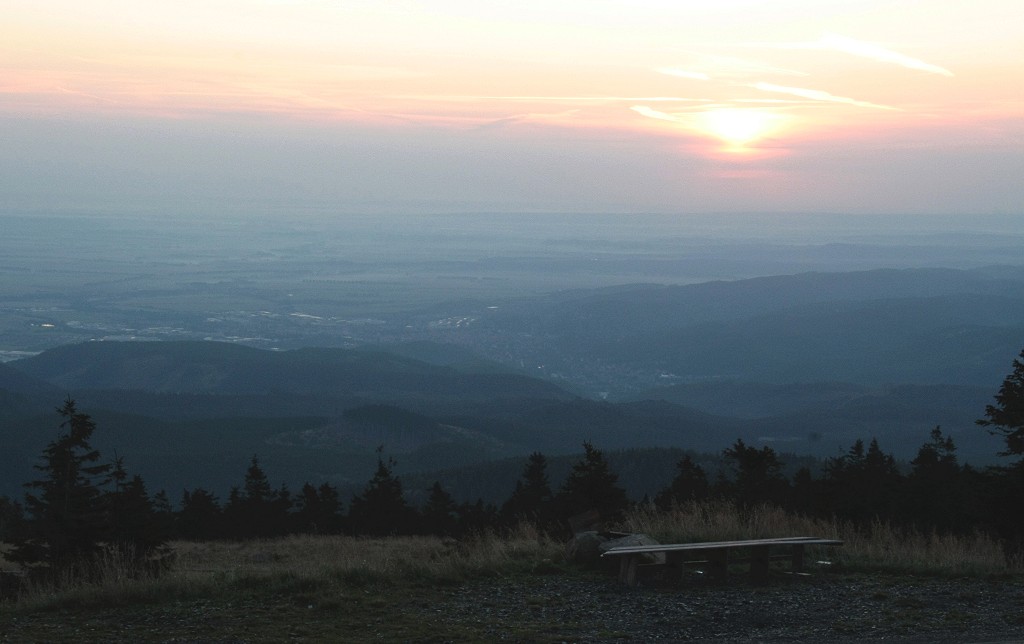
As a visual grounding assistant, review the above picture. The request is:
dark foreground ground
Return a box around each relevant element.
[3,572,1024,642]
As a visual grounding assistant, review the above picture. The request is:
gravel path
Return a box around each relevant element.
[4,571,1024,642]
[435,572,1024,642]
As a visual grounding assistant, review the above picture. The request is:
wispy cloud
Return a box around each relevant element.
[748,33,954,77]
[693,54,810,78]
[751,82,899,110]
[630,105,683,124]
[656,67,710,81]
[390,94,711,103]
[56,85,119,104]
[819,33,954,77]
[473,108,582,130]
[655,56,809,83]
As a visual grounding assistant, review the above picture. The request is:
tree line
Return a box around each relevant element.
[3,349,1024,580]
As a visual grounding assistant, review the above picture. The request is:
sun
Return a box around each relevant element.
[695,108,787,151]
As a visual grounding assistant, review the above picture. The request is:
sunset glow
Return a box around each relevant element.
[697,109,789,150]
[1,0,1022,215]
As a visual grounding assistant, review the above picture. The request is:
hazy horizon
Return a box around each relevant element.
[3,1,1023,217]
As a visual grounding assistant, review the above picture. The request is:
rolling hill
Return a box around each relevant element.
[3,265,1020,500]
[9,341,577,402]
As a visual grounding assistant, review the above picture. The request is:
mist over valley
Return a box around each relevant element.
[0,211,1020,501]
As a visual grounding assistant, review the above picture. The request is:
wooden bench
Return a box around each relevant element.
[601,536,843,586]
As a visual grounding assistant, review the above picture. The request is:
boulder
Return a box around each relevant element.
[602,533,664,564]
[565,531,661,565]
[565,530,607,564]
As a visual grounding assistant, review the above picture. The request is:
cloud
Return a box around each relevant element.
[56,86,119,104]
[630,105,683,123]
[751,33,954,77]
[693,55,811,78]
[656,67,710,81]
[469,108,584,130]
[751,83,898,111]
[819,33,954,77]
[390,94,710,104]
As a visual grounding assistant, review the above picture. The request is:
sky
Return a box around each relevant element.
[1,0,1022,217]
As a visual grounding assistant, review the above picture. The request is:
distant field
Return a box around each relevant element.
[3,211,1023,355]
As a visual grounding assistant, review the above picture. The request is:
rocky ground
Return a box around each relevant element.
[3,571,1024,642]
[435,571,1024,642]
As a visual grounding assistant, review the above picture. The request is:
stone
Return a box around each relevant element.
[565,531,662,565]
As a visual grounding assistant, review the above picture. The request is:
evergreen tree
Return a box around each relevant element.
[456,498,499,534]
[9,399,112,574]
[105,456,171,569]
[978,348,1024,459]
[906,427,969,532]
[0,495,25,543]
[177,488,223,540]
[222,486,244,538]
[501,452,554,526]
[824,437,903,523]
[151,489,175,539]
[294,483,343,534]
[272,483,293,533]
[789,466,823,515]
[976,349,1024,549]
[244,455,273,504]
[348,454,416,536]
[556,442,629,523]
[224,456,287,538]
[719,439,789,507]
[910,427,959,479]
[421,481,458,536]
[654,454,709,509]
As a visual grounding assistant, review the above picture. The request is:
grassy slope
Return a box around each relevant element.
[3,504,1022,641]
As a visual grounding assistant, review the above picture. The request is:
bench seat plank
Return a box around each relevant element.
[602,536,843,586]
[602,536,842,557]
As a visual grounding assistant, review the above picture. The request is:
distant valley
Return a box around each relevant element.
[0,213,1021,502]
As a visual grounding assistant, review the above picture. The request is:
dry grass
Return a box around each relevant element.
[4,505,1023,612]
[166,522,564,591]
[619,500,1024,576]
[2,523,564,611]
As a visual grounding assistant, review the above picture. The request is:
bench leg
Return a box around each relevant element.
[619,555,639,586]
[666,552,685,583]
[750,544,770,581]
[791,544,806,573]
[706,548,728,581]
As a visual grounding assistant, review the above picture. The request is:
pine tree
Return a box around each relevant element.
[0,495,24,543]
[456,498,499,534]
[720,439,789,507]
[348,454,416,536]
[824,437,903,523]
[907,427,968,532]
[556,442,629,523]
[105,456,171,570]
[978,348,1024,459]
[501,452,554,526]
[654,454,709,509]
[294,483,343,534]
[224,455,287,538]
[421,482,458,536]
[178,488,222,540]
[9,399,112,574]
[910,427,958,479]
[151,489,175,539]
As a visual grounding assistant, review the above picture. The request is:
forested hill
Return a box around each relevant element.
[0,362,58,396]
[480,266,1024,337]
[459,266,1024,390]
[2,265,1021,499]
[9,341,575,402]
